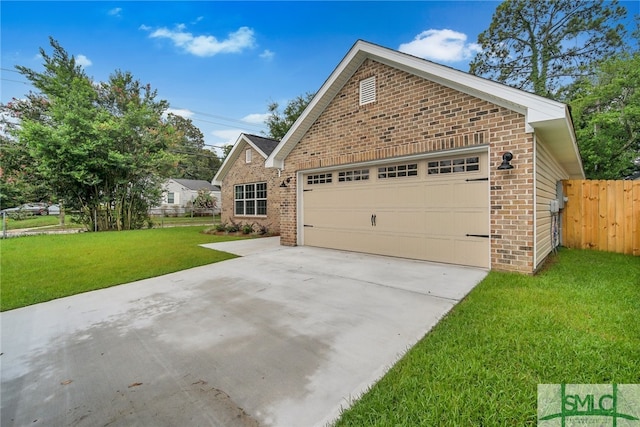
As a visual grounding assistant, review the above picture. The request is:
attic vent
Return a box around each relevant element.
[359,76,376,106]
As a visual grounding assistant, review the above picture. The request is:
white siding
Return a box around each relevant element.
[155,180,221,214]
[164,181,183,204]
[535,139,570,268]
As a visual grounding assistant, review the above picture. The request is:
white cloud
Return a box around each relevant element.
[147,25,256,57]
[211,129,243,147]
[211,129,244,144]
[139,24,151,31]
[165,108,194,118]
[108,7,122,17]
[259,49,275,60]
[75,54,92,68]
[399,29,481,63]
[241,113,270,124]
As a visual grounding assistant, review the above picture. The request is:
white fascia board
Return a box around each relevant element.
[563,106,585,179]
[368,43,567,131]
[266,43,367,169]
[212,133,264,185]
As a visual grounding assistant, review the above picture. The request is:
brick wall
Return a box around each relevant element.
[281,59,535,272]
[221,143,281,235]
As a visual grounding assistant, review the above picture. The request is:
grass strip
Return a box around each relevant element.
[334,249,640,426]
[3,215,222,230]
[2,215,74,230]
[0,226,243,311]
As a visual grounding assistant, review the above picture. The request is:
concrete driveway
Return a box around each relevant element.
[1,237,487,427]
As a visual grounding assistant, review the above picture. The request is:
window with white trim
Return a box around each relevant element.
[338,169,370,182]
[428,157,480,175]
[167,192,175,204]
[234,182,267,216]
[307,173,333,185]
[378,163,418,179]
[245,149,252,163]
[359,76,376,105]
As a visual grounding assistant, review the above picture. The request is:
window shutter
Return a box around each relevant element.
[359,76,376,105]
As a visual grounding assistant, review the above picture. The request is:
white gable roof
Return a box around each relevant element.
[266,40,584,178]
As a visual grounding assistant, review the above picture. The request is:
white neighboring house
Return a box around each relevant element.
[151,179,221,216]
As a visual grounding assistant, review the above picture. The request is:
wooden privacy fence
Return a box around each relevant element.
[562,180,640,256]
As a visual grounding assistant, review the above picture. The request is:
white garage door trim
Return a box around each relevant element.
[296,146,490,267]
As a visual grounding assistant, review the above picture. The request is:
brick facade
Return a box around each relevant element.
[220,143,281,235]
[280,59,535,273]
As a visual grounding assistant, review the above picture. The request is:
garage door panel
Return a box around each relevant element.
[423,211,459,235]
[307,188,378,210]
[424,184,454,207]
[375,210,428,234]
[302,152,489,268]
[454,238,489,267]
[451,182,487,208]
[342,187,377,206]
[304,228,373,253]
[389,183,426,207]
[389,234,426,260]
[452,210,489,234]
[304,190,341,210]
[304,208,372,229]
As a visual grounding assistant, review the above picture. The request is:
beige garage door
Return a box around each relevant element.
[302,152,489,268]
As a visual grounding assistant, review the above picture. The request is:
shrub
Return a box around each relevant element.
[226,220,241,233]
[242,223,254,234]
[257,223,269,235]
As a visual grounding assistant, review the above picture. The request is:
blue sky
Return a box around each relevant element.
[1,1,638,154]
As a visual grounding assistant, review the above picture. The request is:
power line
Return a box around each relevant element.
[168,149,221,159]
[187,116,264,131]
[170,106,266,128]
[1,78,31,86]
[1,74,268,131]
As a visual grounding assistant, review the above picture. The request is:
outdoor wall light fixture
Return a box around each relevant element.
[280,177,291,188]
[497,152,514,170]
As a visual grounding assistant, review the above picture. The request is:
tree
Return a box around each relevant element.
[569,52,640,179]
[221,144,234,159]
[190,188,217,216]
[165,113,222,181]
[469,0,628,99]
[265,92,315,140]
[4,38,176,231]
[0,132,50,208]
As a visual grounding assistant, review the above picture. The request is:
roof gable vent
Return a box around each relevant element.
[359,76,376,106]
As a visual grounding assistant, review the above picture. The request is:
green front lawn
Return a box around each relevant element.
[2,215,75,230]
[335,249,640,426]
[149,214,221,226]
[0,226,243,311]
[2,214,221,230]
